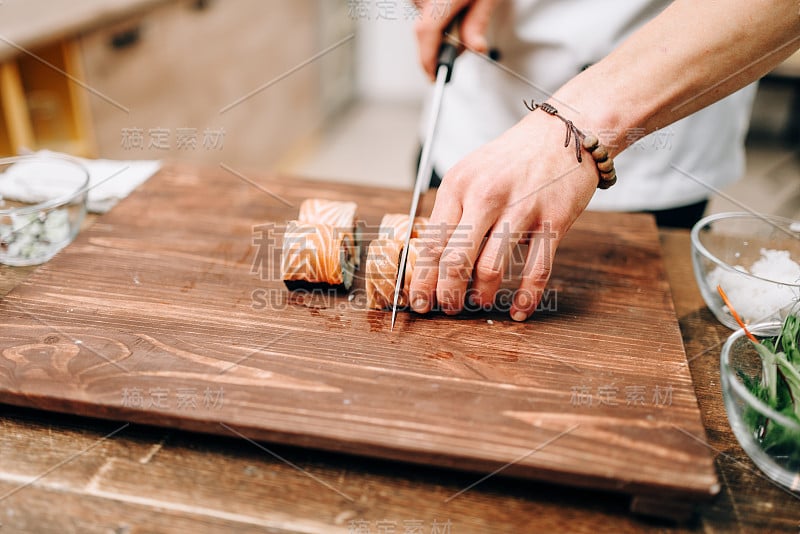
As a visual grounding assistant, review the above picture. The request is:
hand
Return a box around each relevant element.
[408,110,600,321]
[414,0,500,80]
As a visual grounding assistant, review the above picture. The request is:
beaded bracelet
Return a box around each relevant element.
[524,100,617,189]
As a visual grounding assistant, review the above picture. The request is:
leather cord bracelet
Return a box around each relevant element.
[524,100,617,189]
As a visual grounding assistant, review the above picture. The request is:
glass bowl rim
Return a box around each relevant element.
[721,320,800,431]
[691,211,800,288]
[0,154,90,216]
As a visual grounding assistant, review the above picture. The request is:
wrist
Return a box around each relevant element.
[520,100,618,189]
[549,67,650,159]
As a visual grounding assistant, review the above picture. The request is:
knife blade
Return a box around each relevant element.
[390,24,461,331]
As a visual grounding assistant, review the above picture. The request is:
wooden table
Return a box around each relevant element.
[0,169,797,533]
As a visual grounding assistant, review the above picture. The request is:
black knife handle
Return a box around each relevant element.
[437,43,459,83]
[436,12,464,84]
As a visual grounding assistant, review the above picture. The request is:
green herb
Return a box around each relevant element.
[717,285,800,468]
[740,314,800,467]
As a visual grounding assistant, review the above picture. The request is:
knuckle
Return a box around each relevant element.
[437,287,464,310]
[475,187,505,209]
[441,253,472,282]
[439,168,467,190]
[410,272,436,293]
[411,243,443,280]
[412,262,439,283]
[406,285,429,303]
[443,264,471,282]
[529,260,552,284]
[473,262,504,284]
[419,240,444,259]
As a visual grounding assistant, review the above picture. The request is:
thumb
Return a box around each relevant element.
[459,0,499,54]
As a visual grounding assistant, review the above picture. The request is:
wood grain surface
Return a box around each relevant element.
[0,163,718,521]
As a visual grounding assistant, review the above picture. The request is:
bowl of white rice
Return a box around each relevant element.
[691,212,800,329]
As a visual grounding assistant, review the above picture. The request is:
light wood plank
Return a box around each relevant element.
[0,60,35,152]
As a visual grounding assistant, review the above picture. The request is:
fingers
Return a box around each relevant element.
[408,199,462,314]
[435,214,494,315]
[411,214,563,320]
[469,219,527,309]
[459,0,499,54]
[414,0,472,80]
[511,223,561,322]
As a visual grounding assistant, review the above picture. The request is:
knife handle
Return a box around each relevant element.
[436,11,464,83]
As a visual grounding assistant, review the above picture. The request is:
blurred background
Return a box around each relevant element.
[0,0,797,218]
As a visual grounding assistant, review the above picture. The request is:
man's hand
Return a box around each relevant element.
[408,110,600,322]
[414,0,500,80]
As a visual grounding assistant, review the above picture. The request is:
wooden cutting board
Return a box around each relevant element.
[0,163,718,519]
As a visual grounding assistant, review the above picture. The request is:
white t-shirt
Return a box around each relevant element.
[425,0,757,211]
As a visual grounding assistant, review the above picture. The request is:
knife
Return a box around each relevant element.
[390,18,462,331]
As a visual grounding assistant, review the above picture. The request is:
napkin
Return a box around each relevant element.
[0,150,161,213]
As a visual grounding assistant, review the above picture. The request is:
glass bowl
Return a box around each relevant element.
[0,155,89,266]
[721,321,800,491]
[691,212,800,329]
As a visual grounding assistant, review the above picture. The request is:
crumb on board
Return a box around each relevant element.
[487,319,494,325]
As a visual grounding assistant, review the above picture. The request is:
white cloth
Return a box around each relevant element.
[424,0,758,211]
[0,150,161,213]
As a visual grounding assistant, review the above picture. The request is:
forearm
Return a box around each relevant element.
[551,0,800,157]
